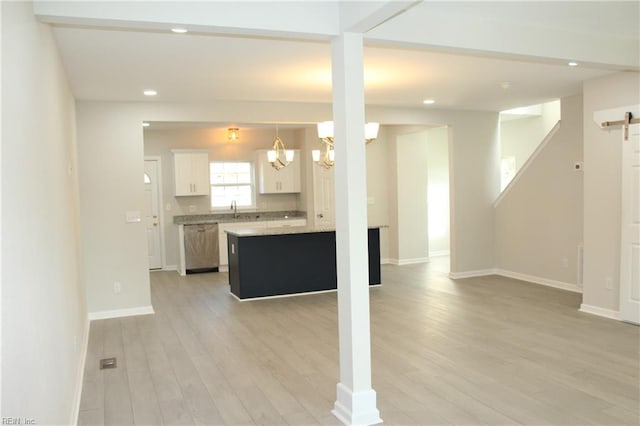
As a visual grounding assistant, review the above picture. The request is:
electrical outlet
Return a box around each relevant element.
[113,281,122,294]
[605,277,613,290]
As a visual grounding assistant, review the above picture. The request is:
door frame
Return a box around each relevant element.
[144,156,167,270]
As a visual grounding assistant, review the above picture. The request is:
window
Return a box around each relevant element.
[210,161,254,209]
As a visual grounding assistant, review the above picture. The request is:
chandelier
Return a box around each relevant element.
[267,125,294,170]
[312,121,379,169]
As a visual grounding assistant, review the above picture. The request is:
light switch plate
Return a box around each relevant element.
[125,211,141,223]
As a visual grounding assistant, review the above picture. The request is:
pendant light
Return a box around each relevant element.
[267,125,294,170]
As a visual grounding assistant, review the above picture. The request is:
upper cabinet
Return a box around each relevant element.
[172,150,210,196]
[256,149,301,194]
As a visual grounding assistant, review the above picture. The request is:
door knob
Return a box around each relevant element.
[317,213,324,218]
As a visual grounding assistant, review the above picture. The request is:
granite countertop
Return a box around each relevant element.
[226,224,385,237]
[173,210,306,225]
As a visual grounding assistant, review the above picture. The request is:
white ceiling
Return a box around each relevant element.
[47,1,639,113]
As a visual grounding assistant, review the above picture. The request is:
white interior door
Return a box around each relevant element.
[144,160,162,270]
[313,162,335,227]
[620,123,640,324]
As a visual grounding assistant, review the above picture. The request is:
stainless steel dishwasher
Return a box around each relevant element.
[184,223,219,273]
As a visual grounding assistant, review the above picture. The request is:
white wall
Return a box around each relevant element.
[426,126,450,257]
[396,131,430,263]
[448,113,500,274]
[382,126,451,263]
[501,100,560,177]
[143,126,305,268]
[76,103,152,315]
[495,95,583,287]
[582,71,640,313]
[1,2,86,423]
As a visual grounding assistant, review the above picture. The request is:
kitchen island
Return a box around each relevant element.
[226,226,381,300]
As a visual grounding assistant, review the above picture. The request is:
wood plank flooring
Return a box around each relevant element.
[78,258,640,425]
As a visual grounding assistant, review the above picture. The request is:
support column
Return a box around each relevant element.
[331,32,382,426]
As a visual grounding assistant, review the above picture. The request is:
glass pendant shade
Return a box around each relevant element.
[365,122,380,143]
[317,121,334,140]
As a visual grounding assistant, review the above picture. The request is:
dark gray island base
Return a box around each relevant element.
[227,227,381,300]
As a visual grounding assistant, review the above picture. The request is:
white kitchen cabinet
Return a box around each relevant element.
[256,150,301,194]
[172,150,210,196]
[218,221,267,268]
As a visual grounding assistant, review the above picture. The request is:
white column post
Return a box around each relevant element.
[331,32,382,426]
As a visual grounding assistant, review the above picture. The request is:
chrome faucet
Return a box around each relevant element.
[230,200,238,218]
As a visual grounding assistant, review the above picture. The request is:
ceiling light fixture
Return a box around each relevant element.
[171,28,188,33]
[143,90,157,96]
[423,99,435,105]
[501,82,511,89]
[568,61,578,67]
[312,121,379,169]
[267,125,294,171]
[227,127,239,141]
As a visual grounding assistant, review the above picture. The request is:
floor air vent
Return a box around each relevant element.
[99,357,117,369]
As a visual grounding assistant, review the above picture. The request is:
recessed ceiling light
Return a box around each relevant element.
[423,99,435,105]
[143,90,157,96]
[568,61,579,67]
[501,82,511,89]
[142,122,150,127]
[171,28,188,34]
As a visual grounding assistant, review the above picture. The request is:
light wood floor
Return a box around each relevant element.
[78,258,640,425]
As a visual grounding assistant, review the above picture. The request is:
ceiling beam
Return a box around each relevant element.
[33,1,340,40]
[365,1,639,71]
[338,0,422,33]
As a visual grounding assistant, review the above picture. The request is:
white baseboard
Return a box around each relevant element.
[162,264,177,271]
[70,316,90,425]
[385,258,430,266]
[88,305,155,321]
[380,258,392,265]
[579,304,621,320]
[495,269,582,293]
[429,250,450,257]
[219,265,229,272]
[449,269,496,279]
[398,257,429,265]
